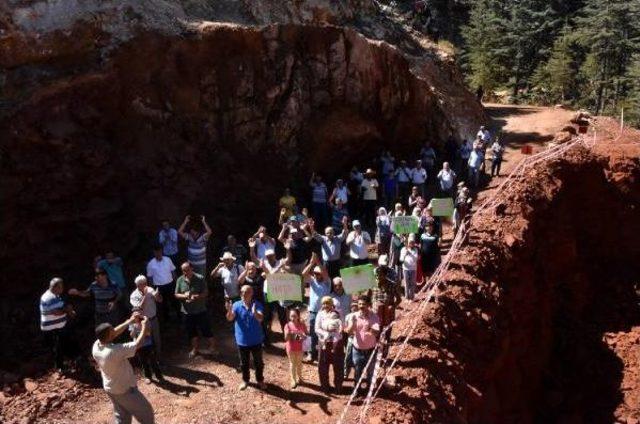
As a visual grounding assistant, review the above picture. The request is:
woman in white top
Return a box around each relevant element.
[399,234,419,300]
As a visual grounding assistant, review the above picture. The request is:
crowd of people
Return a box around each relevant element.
[38,126,501,423]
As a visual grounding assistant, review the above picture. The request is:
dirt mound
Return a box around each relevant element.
[368,128,640,423]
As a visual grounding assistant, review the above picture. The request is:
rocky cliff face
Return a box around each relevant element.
[0,1,483,296]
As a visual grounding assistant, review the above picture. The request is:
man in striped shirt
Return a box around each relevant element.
[69,268,122,326]
[40,277,79,372]
[178,215,212,276]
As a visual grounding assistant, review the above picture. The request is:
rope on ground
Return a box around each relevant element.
[339,134,594,424]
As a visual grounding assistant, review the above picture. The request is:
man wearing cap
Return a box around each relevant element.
[146,245,179,322]
[92,313,155,424]
[130,275,163,355]
[411,160,427,199]
[40,277,80,372]
[69,268,123,326]
[302,253,332,362]
[211,252,244,302]
[176,262,214,358]
[360,169,379,230]
[346,220,372,266]
[309,216,349,279]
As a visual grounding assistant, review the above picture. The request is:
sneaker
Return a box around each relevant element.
[239,382,249,391]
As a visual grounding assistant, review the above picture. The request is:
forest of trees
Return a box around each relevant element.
[411,0,640,126]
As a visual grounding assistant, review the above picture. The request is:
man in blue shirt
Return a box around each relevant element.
[97,251,126,291]
[302,253,331,362]
[226,285,265,391]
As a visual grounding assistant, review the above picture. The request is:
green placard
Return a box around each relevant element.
[391,215,419,234]
[340,264,375,294]
[430,198,454,217]
[265,273,303,302]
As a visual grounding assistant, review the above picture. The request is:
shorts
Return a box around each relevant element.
[184,311,212,339]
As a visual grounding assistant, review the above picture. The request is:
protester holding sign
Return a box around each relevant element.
[420,222,441,281]
[371,255,401,347]
[302,253,331,362]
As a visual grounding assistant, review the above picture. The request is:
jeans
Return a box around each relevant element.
[107,387,154,424]
[491,158,502,176]
[344,336,354,378]
[353,347,375,389]
[468,166,480,187]
[318,339,345,390]
[238,344,264,383]
[403,269,417,300]
[149,316,162,355]
[308,311,318,359]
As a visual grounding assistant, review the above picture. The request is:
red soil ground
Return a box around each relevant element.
[3,105,637,424]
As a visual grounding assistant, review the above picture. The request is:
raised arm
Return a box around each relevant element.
[277,223,289,244]
[178,216,190,239]
[201,216,212,240]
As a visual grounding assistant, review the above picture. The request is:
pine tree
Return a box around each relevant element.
[532,27,578,103]
[461,0,511,95]
[622,55,640,127]
[576,0,640,115]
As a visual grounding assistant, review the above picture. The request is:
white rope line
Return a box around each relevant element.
[338,133,594,423]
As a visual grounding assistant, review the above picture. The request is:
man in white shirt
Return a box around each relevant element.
[130,275,163,355]
[436,162,457,197]
[146,246,179,321]
[394,160,412,202]
[346,220,372,266]
[411,160,427,198]
[92,314,154,424]
[360,169,379,230]
[211,252,244,301]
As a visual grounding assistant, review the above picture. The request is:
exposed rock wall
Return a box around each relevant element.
[370,145,640,423]
[0,2,483,296]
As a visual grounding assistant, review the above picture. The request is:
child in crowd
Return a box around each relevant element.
[129,309,164,383]
[284,308,308,389]
[343,301,359,380]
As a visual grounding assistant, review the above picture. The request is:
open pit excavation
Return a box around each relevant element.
[365,124,640,424]
[2,2,640,424]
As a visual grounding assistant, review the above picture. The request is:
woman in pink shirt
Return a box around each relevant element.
[284,308,307,389]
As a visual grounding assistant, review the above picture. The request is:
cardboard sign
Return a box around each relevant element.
[391,215,419,234]
[340,264,375,294]
[265,273,302,302]
[430,198,454,217]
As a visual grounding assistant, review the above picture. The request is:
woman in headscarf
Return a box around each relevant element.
[375,207,392,256]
